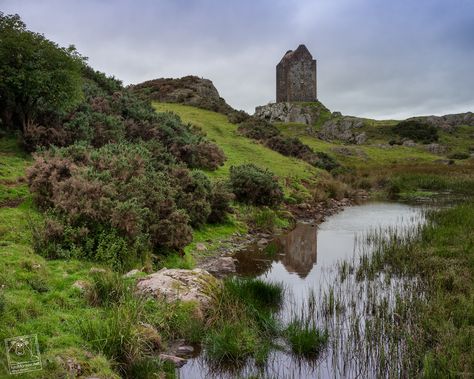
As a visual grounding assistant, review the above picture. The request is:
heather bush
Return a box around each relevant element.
[236,116,339,171]
[227,110,250,124]
[237,118,280,140]
[208,181,234,223]
[27,141,227,267]
[229,164,283,206]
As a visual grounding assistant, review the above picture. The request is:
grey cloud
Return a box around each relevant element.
[1,0,473,119]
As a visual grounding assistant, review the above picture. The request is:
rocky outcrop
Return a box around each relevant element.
[130,76,233,114]
[318,117,367,144]
[407,112,474,130]
[425,143,448,154]
[136,268,218,308]
[254,102,329,125]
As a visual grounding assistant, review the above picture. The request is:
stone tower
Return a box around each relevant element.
[276,44,317,102]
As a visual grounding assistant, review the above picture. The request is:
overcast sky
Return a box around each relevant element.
[2,0,474,119]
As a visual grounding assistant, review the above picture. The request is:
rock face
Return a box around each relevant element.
[136,268,218,307]
[254,102,329,125]
[318,117,367,144]
[407,112,474,129]
[130,76,233,114]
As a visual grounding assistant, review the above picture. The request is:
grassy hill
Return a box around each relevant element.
[152,102,321,185]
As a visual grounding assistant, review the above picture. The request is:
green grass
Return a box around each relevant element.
[0,137,180,378]
[285,320,328,357]
[152,102,320,187]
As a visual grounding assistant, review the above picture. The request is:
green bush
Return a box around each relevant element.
[392,120,439,143]
[208,181,234,223]
[229,164,283,206]
[447,152,470,160]
[237,118,280,140]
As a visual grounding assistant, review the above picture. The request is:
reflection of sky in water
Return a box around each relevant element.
[179,202,426,379]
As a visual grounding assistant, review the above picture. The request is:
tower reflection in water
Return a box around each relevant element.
[235,223,317,278]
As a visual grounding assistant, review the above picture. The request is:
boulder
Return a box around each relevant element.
[425,143,447,154]
[136,268,218,307]
[199,256,236,278]
[254,102,329,125]
[318,117,366,143]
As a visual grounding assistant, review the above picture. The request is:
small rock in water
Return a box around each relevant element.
[159,354,187,368]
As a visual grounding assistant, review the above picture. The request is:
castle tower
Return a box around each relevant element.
[276,44,317,102]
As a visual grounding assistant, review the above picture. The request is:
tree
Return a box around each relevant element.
[0,13,84,132]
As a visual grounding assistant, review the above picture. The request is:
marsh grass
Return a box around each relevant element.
[203,278,284,366]
[285,319,328,357]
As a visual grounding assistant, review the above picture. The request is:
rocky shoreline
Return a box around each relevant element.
[195,196,360,277]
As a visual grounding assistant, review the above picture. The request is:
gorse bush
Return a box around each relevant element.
[229,164,284,206]
[27,141,230,268]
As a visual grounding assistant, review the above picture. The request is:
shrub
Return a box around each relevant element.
[392,120,438,143]
[447,152,470,160]
[313,151,339,171]
[227,110,250,124]
[229,164,283,206]
[237,118,280,140]
[208,181,234,223]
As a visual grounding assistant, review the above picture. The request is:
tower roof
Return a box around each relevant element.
[278,44,313,66]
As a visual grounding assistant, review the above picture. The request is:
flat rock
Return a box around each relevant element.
[136,268,218,307]
[199,257,236,278]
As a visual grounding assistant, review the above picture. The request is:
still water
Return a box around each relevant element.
[179,202,426,379]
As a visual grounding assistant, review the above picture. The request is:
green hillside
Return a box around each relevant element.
[152,103,320,185]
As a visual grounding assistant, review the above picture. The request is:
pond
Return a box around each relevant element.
[178,202,427,378]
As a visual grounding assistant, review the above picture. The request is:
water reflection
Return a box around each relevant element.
[179,202,427,379]
[235,223,318,279]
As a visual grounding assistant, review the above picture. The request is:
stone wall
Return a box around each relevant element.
[276,44,317,102]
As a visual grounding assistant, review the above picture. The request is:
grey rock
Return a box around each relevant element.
[425,143,447,154]
[318,117,366,143]
[407,112,474,129]
[199,257,236,278]
[402,139,417,147]
[136,268,218,307]
[123,269,141,278]
[159,354,187,368]
[254,102,328,125]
